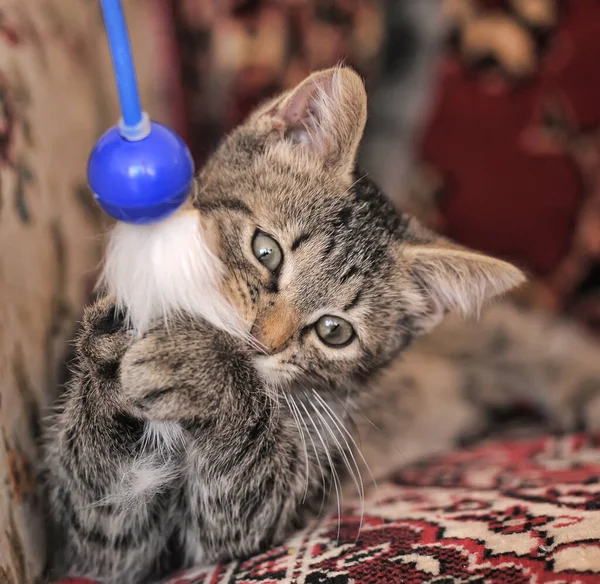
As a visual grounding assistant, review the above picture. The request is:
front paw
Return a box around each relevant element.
[120,320,260,422]
[119,331,185,419]
[76,296,133,378]
[119,323,218,421]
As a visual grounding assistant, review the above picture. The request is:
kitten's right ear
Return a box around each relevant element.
[251,67,367,176]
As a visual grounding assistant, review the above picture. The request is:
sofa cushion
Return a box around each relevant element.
[60,433,600,583]
[0,1,172,581]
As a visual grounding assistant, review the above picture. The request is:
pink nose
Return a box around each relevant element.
[251,305,298,355]
[250,327,290,355]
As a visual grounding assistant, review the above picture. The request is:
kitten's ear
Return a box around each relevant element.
[256,67,367,174]
[401,238,525,331]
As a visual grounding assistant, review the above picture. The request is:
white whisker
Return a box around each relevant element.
[246,334,269,355]
[310,391,365,537]
[313,389,379,501]
[308,399,362,538]
[340,173,367,198]
[309,402,344,540]
[291,394,327,509]
[302,401,342,539]
[297,399,329,515]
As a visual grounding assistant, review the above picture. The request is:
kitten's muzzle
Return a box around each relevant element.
[250,302,299,355]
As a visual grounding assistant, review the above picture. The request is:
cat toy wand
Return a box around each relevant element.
[88,0,193,223]
[88,0,240,335]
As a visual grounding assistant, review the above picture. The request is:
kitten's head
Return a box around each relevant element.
[194,67,524,391]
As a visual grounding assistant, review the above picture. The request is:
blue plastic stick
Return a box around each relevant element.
[100,0,144,134]
[88,0,194,224]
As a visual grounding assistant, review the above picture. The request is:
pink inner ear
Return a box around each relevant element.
[263,67,367,169]
[283,87,312,126]
[277,76,333,140]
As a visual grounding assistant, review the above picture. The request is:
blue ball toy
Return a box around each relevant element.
[88,121,194,224]
[89,0,193,225]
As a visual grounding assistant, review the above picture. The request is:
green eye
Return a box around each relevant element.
[252,231,283,272]
[315,315,355,348]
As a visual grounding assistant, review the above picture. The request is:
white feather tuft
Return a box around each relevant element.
[100,209,245,336]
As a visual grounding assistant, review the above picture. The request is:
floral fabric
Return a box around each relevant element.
[0,1,169,581]
[62,434,600,583]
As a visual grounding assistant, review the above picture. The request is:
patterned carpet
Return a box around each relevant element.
[60,433,600,583]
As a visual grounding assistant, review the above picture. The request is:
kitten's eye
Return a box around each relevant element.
[315,315,355,347]
[252,231,283,272]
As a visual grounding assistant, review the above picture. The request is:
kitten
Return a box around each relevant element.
[45,67,599,584]
[356,302,600,483]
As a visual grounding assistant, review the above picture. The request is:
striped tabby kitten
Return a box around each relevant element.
[44,67,598,584]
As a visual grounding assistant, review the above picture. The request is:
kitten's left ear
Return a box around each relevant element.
[258,67,367,175]
[400,239,526,332]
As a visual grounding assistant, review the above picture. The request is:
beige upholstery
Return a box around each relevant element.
[0,1,168,580]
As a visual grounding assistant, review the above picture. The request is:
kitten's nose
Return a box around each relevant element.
[249,322,271,355]
[251,303,299,355]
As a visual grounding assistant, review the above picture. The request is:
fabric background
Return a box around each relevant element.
[0,1,172,581]
[413,0,600,331]
[172,0,600,334]
[4,0,600,583]
[64,434,600,583]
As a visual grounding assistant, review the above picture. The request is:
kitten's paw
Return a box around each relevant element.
[119,330,199,420]
[120,321,259,422]
[76,296,133,377]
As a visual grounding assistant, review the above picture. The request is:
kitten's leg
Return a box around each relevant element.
[119,319,333,565]
[43,297,184,584]
[356,303,600,481]
[355,351,487,481]
[417,303,600,432]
